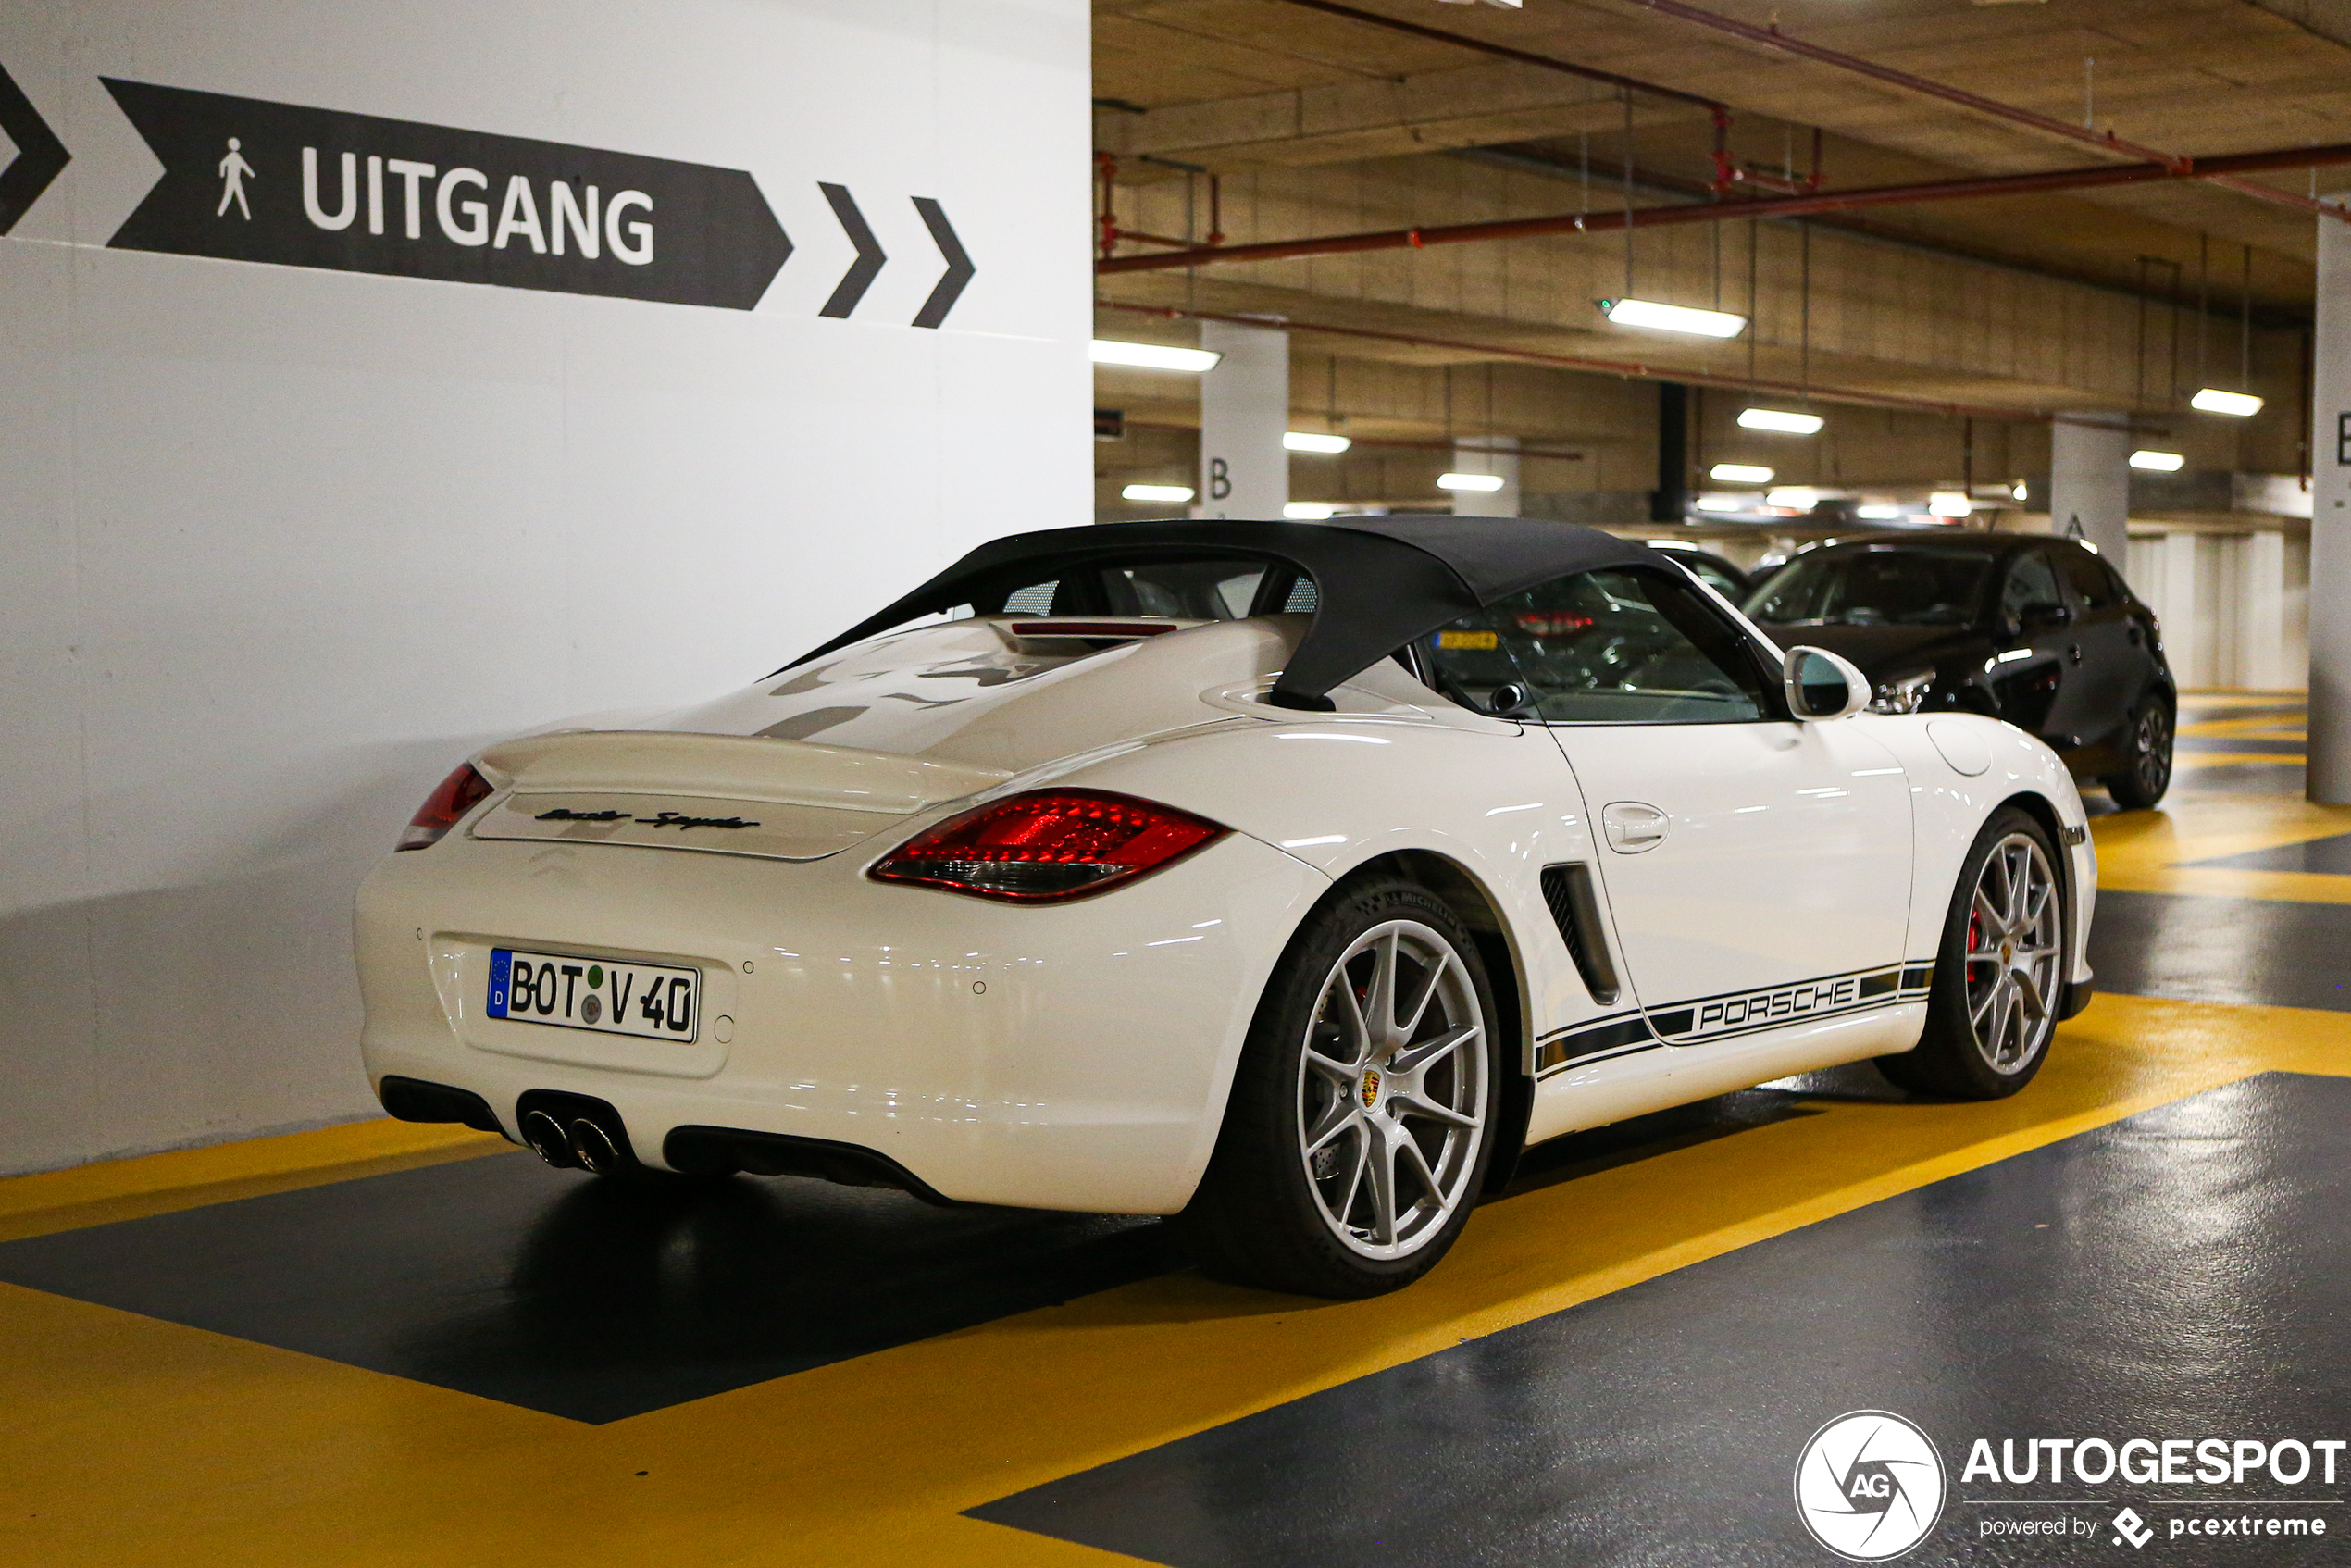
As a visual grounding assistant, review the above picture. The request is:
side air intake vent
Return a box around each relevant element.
[1541,863,1621,1006]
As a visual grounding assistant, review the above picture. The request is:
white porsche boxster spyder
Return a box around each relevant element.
[356,517,2096,1298]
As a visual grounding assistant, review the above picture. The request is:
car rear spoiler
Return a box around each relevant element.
[474,730,1011,815]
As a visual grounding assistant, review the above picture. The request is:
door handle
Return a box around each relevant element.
[1602,802,1669,853]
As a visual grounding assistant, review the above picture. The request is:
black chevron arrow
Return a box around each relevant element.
[0,58,71,234]
[817,181,885,318]
[910,196,974,329]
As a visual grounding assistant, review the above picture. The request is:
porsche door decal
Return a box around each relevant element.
[1535,962,1937,1077]
[1644,963,1935,1046]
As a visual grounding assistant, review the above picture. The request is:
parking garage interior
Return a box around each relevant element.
[4,3,2350,1564]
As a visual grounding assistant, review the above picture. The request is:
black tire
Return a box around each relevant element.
[2102,697,2174,810]
[1177,877,1503,1299]
[1878,807,2066,1100]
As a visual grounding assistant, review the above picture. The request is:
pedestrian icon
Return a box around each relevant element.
[216,136,255,218]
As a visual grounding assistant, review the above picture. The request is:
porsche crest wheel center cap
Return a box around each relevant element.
[1360,1068,1383,1109]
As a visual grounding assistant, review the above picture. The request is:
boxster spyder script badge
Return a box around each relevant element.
[1794,1410,1947,1561]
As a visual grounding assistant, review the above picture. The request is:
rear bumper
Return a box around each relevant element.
[356,828,1326,1213]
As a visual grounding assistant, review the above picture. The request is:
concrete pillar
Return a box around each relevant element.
[1451,435,1521,517]
[1197,319,1288,521]
[2049,412,2133,572]
[2311,211,2351,800]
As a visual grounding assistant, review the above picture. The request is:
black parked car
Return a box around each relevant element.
[1649,541,1752,600]
[1742,532,2176,808]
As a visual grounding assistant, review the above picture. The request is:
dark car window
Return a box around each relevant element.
[1669,553,1747,600]
[991,557,1272,619]
[2058,549,2123,611]
[1744,549,1991,628]
[1426,567,1772,724]
[1999,553,2067,628]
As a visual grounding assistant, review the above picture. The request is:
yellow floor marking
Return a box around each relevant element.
[2174,690,2307,706]
[2178,719,2306,741]
[2091,790,2351,903]
[0,1118,508,1244]
[0,990,2344,1568]
[2172,751,2307,767]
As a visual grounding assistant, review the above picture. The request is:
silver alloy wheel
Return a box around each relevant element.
[1962,833,2063,1075]
[1295,919,1487,1260]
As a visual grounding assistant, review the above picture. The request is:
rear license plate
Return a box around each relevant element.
[487,949,698,1042]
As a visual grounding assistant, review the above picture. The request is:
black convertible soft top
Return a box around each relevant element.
[788,516,1663,708]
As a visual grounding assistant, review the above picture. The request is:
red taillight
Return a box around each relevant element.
[869,790,1225,902]
[1515,611,1594,638]
[397,764,494,851]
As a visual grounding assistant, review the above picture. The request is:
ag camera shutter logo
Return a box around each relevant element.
[1794,1411,1947,1561]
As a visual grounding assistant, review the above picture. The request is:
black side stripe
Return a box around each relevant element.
[1536,1012,1658,1074]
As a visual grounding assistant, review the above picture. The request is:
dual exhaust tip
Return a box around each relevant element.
[520,1104,628,1174]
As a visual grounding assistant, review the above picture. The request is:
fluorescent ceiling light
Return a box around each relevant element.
[1928,492,1972,517]
[2129,449,2185,472]
[1598,297,1748,339]
[1437,471,1507,492]
[1856,504,1904,519]
[1695,495,1744,513]
[1283,431,1352,454]
[1121,482,1195,503]
[1738,407,1825,435]
[1090,339,1221,373]
[1283,501,1337,519]
[2191,388,2264,417]
[1710,462,1774,484]
[1765,487,1820,510]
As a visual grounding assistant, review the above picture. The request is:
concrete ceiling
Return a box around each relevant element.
[1090,0,2346,505]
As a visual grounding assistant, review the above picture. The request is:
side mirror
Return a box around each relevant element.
[2021,604,2072,633]
[1783,646,1871,721]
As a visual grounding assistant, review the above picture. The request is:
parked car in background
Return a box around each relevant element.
[1742,532,2176,807]
[1648,541,1751,601]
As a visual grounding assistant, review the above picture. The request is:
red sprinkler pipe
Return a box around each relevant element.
[1096,152,1120,261]
[1095,138,2351,275]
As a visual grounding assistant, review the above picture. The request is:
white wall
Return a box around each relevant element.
[2127,528,2310,691]
[0,0,1090,1174]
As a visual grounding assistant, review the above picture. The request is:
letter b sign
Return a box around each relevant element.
[1208,456,1232,501]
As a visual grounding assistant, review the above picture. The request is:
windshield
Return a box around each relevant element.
[1744,549,1991,628]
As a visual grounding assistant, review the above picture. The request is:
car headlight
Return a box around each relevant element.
[1869,671,1935,715]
